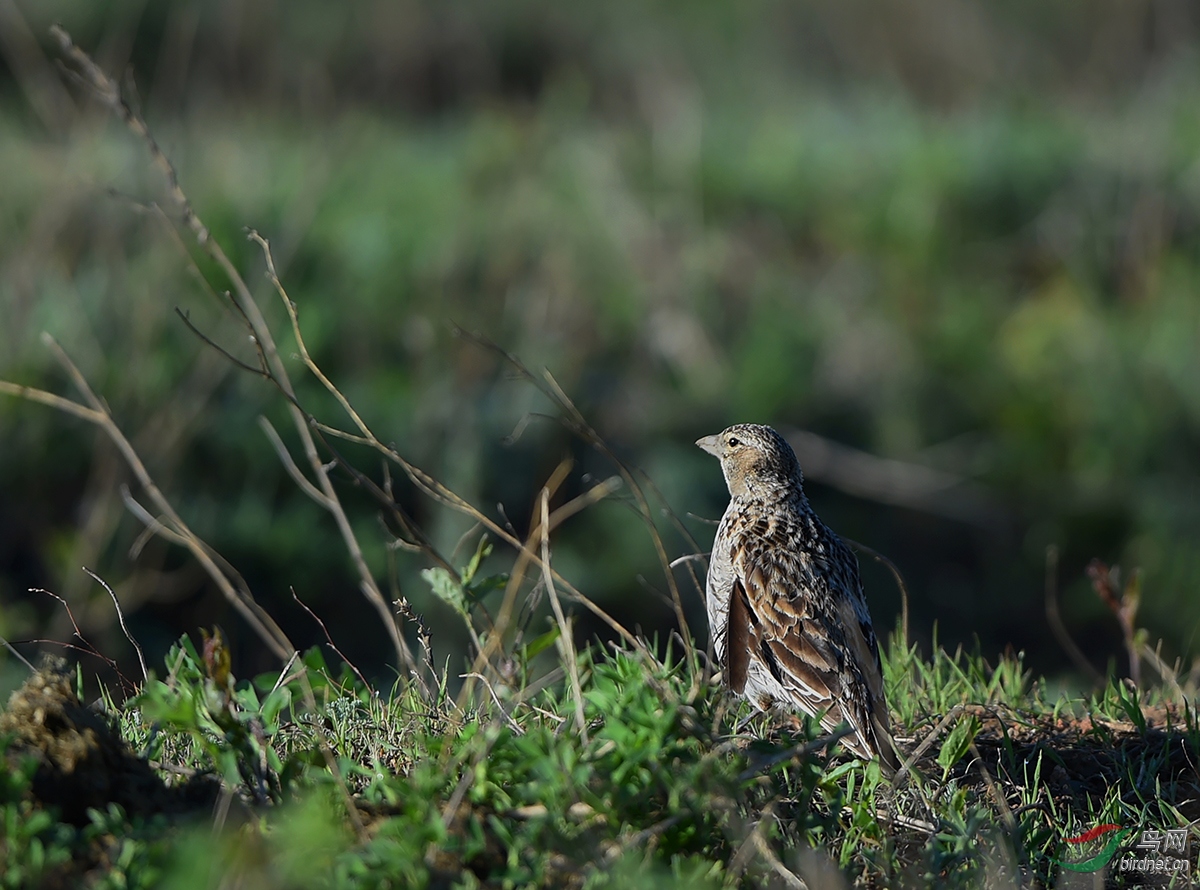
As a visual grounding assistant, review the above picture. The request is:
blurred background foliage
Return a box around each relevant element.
[1,0,1199,689]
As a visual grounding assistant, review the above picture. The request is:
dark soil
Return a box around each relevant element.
[0,658,216,824]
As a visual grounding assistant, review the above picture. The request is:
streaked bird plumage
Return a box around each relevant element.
[698,423,897,772]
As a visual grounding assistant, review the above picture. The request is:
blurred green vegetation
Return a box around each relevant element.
[2,0,1200,685]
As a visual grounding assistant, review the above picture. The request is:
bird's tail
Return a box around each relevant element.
[872,716,902,777]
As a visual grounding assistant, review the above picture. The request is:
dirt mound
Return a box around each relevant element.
[0,659,215,824]
[950,704,1200,822]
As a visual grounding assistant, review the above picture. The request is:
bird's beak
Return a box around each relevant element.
[696,434,721,457]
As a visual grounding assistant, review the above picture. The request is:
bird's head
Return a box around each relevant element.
[696,423,804,502]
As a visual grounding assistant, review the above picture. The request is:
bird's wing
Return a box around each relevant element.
[829,537,898,769]
[733,538,889,762]
[836,591,898,767]
[725,576,750,694]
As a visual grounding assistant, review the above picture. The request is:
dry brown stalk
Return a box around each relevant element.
[255,237,643,685]
[1,335,293,660]
[1,29,397,838]
[539,488,588,741]
[454,463,573,710]
[1087,559,1143,687]
[258,140,639,709]
[24,587,126,684]
[453,329,696,650]
[547,363,696,656]
[831,536,915,652]
[1043,545,1104,686]
[83,567,148,683]
[291,588,374,697]
[49,25,417,679]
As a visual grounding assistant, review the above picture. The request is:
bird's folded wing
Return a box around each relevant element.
[837,596,889,725]
[736,552,883,757]
[725,577,750,695]
[739,561,843,712]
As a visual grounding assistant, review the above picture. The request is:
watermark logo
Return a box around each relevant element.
[1119,828,1191,878]
[1055,823,1132,873]
[1053,823,1192,877]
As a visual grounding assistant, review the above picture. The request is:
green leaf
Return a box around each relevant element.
[135,681,199,729]
[465,573,508,599]
[302,646,330,674]
[524,626,561,661]
[234,684,261,712]
[261,686,292,729]
[422,567,468,616]
[462,535,493,586]
[1114,680,1147,733]
[938,713,981,775]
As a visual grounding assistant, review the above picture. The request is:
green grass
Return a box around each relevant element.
[2,615,1196,889]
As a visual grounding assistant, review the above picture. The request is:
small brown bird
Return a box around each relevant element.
[698,423,898,772]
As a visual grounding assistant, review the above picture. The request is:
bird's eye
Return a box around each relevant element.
[727,437,740,447]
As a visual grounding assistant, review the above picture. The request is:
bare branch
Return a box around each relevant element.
[291,588,373,697]
[28,587,134,689]
[259,417,331,507]
[540,488,587,741]
[175,308,270,381]
[83,567,148,683]
[454,327,693,659]
[1087,559,1142,687]
[0,379,105,424]
[843,537,911,649]
[1043,546,1104,686]
[52,26,420,675]
[3,332,294,661]
[0,635,35,673]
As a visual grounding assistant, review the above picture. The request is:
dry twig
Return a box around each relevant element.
[539,488,588,741]
[83,567,148,683]
[1043,545,1104,686]
[1087,559,1142,687]
[49,25,419,679]
[0,336,293,660]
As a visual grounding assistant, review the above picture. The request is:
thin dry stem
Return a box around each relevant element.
[259,417,333,507]
[894,704,964,785]
[1044,546,1104,686]
[256,231,414,675]
[459,673,523,734]
[844,537,911,649]
[456,329,694,659]
[0,380,105,423]
[1140,641,1187,701]
[0,635,36,673]
[1087,559,1142,687]
[457,469,570,708]
[728,803,808,889]
[540,489,588,741]
[82,567,148,683]
[394,597,437,697]
[969,740,1015,833]
[291,588,374,697]
[1,334,292,660]
[51,26,413,678]
[456,468,640,710]
[541,367,694,654]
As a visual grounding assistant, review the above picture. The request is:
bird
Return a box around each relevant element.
[697,423,898,772]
